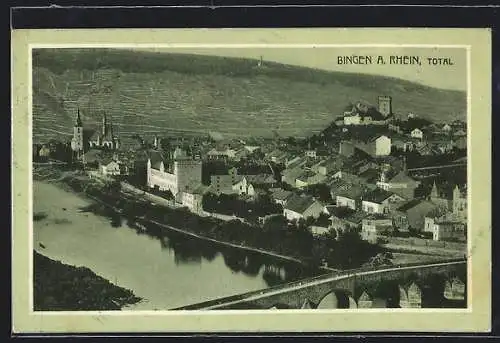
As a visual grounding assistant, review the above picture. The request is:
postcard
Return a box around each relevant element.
[11,28,491,333]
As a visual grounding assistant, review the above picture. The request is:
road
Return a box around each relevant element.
[407,163,467,172]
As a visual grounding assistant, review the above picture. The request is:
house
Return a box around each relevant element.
[38,145,51,158]
[247,174,277,187]
[100,158,127,176]
[281,160,309,186]
[374,135,392,156]
[339,141,356,157]
[442,124,452,132]
[308,225,332,237]
[269,188,294,206]
[357,168,381,186]
[354,135,392,157]
[410,128,424,140]
[181,184,209,213]
[316,157,345,176]
[427,138,454,154]
[361,214,394,243]
[231,174,276,197]
[265,149,285,163]
[330,180,366,210]
[295,170,326,189]
[361,188,405,214]
[305,149,317,159]
[328,207,366,235]
[376,170,421,200]
[432,218,466,241]
[392,198,439,232]
[423,207,450,233]
[283,195,324,221]
[453,136,467,150]
[206,147,237,161]
[453,129,467,137]
[416,142,433,156]
[232,177,256,197]
[210,174,242,195]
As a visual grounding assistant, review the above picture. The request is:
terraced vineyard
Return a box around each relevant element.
[32,49,467,145]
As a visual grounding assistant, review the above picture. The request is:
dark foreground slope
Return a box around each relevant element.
[34,251,142,311]
[32,49,466,144]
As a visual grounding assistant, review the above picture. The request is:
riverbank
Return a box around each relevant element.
[35,165,440,272]
[33,180,312,309]
[33,251,142,311]
[43,168,321,267]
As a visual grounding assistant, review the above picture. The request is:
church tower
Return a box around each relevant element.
[102,111,108,136]
[430,181,439,199]
[71,108,84,154]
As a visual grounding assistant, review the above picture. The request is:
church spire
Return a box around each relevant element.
[102,111,107,136]
[75,107,83,127]
[430,180,439,198]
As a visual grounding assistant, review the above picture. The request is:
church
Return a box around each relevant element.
[70,108,120,153]
[88,111,120,150]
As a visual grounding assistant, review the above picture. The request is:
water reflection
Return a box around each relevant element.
[79,201,319,289]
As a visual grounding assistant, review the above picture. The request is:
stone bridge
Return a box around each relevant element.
[175,259,467,310]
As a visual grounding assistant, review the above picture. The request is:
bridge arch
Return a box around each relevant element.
[317,289,356,309]
[444,277,466,300]
[400,282,422,308]
[300,298,316,309]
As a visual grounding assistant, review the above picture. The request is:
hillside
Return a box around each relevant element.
[32,49,466,145]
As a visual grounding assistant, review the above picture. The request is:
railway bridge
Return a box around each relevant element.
[176,259,467,310]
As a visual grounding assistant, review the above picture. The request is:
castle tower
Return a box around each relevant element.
[71,108,84,153]
[378,95,392,117]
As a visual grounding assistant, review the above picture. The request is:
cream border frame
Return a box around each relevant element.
[11,28,491,333]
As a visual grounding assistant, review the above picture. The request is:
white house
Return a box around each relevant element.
[180,184,209,213]
[269,188,294,206]
[371,135,392,156]
[344,113,362,125]
[100,160,123,176]
[361,215,393,243]
[442,124,452,132]
[232,177,256,197]
[411,128,424,140]
[361,188,405,214]
[305,150,317,158]
[283,195,324,221]
[432,218,466,241]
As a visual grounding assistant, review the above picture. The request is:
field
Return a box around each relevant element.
[32,49,467,145]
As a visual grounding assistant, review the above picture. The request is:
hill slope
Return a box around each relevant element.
[32,49,466,144]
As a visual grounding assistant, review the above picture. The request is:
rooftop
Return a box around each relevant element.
[331,180,366,200]
[285,195,319,214]
[362,188,395,204]
[269,188,294,201]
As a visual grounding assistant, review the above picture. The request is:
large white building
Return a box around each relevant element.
[146,147,202,198]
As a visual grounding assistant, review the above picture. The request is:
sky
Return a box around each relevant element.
[140,47,467,92]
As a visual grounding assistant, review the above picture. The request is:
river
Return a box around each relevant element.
[33,181,317,310]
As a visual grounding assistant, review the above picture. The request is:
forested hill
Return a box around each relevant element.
[32,49,466,144]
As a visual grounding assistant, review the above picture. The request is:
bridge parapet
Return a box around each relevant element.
[175,259,466,310]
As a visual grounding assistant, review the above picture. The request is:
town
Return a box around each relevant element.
[33,94,468,273]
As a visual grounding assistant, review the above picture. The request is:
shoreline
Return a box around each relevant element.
[33,250,142,311]
[40,175,321,269]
